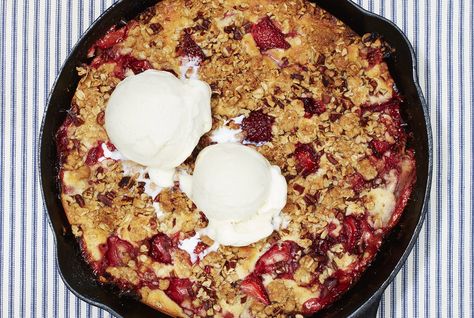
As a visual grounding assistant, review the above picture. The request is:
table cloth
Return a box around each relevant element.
[0,0,472,317]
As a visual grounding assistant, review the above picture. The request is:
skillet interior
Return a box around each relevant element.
[39,0,432,317]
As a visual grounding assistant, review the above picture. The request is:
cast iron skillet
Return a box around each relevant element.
[39,0,433,317]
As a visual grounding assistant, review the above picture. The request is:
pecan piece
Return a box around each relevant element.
[149,22,163,34]
[97,191,115,207]
[74,194,85,208]
[118,176,134,188]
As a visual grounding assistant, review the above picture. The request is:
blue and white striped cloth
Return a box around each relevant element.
[0,0,472,317]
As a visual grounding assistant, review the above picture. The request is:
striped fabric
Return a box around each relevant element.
[0,0,472,317]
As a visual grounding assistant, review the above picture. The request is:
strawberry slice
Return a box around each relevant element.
[105,141,116,151]
[90,47,119,68]
[95,25,128,50]
[90,49,153,79]
[193,241,209,255]
[340,216,362,253]
[242,109,275,143]
[254,240,301,277]
[300,97,326,117]
[302,271,354,314]
[240,274,270,305]
[251,16,290,52]
[369,139,392,158]
[85,143,104,166]
[302,297,326,315]
[348,172,366,193]
[121,55,152,75]
[166,277,194,306]
[149,233,174,264]
[176,32,205,61]
[294,143,320,177]
[113,54,153,79]
[105,236,136,267]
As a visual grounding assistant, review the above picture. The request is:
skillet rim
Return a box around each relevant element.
[38,0,433,317]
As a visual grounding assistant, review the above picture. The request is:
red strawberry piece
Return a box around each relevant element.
[193,242,209,255]
[300,97,326,117]
[241,109,275,143]
[309,233,336,260]
[90,54,107,68]
[302,297,324,314]
[113,54,153,79]
[254,240,301,277]
[240,274,270,305]
[105,236,136,267]
[90,46,121,68]
[366,47,383,68]
[369,139,392,158]
[251,16,290,52]
[378,151,401,174]
[303,272,355,314]
[105,141,116,151]
[302,276,342,314]
[121,55,153,74]
[349,172,366,193]
[149,233,174,264]
[340,216,362,253]
[90,48,153,78]
[176,32,205,61]
[166,277,194,306]
[294,143,320,177]
[85,143,104,166]
[95,26,128,50]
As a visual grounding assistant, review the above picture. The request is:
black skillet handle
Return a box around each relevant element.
[351,294,382,318]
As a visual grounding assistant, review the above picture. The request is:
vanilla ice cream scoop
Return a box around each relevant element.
[105,70,212,187]
[179,143,287,246]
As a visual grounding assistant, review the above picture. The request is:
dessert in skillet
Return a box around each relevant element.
[56,0,416,316]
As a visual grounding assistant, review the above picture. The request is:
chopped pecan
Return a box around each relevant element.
[149,22,163,34]
[74,194,85,208]
[118,176,134,188]
[97,191,115,207]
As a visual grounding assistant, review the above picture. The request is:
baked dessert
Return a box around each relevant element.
[56,0,416,317]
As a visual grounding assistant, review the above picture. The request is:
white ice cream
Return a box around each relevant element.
[105,70,212,187]
[179,143,287,246]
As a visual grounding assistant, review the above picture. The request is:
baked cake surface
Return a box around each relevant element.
[56,0,416,316]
